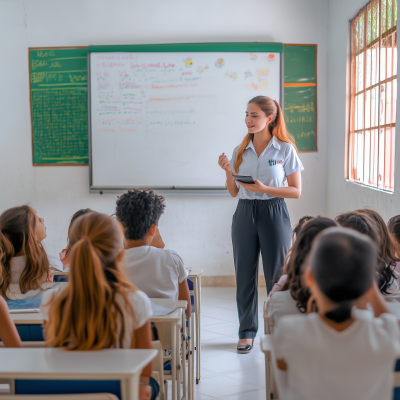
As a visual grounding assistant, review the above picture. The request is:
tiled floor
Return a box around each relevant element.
[193,286,268,400]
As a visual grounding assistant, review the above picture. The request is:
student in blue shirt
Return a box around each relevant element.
[218,96,303,354]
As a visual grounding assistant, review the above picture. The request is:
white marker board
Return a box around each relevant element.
[88,44,283,190]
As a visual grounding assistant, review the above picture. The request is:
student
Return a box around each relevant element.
[271,227,400,400]
[59,208,93,269]
[0,205,53,301]
[116,190,191,320]
[265,217,336,332]
[0,296,22,347]
[268,215,314,297]
[41,212,158,400]
[388,215,400,272]
[338,211,399,295]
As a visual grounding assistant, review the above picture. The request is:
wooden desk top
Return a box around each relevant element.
[0,348,157,379]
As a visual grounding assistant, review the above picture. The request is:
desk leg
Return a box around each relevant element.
[265,352,271,400]
[182,314,187,400]
[187,317,192,400]
[190,315,195,400]
[171,322,176,400]
[177,320,181,400]
[195,276,201,384]
[121,376,138,400]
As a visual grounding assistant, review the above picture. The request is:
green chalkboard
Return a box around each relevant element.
[284,86,316,151]
[30,47,88,165]
[284,45,317,152]
[284,46,316,84]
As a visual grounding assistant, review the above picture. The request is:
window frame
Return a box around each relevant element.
[346,0,397,193]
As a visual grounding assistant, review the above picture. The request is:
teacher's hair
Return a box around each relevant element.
[234,96,297,174]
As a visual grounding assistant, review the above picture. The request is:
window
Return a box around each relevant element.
[349,0,398,192]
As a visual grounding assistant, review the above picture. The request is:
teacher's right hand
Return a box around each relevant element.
[218,153,232,174]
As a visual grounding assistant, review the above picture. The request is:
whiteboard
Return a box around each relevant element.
[89,51,282,189]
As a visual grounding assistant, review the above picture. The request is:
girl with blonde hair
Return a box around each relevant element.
[218,96,304,353]
[41,212,158,400]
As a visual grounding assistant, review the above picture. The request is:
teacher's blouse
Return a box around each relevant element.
[229,136,304,200]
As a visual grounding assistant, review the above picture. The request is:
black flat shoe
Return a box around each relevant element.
[237,338,255,354]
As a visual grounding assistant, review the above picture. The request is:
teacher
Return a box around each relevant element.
[218,96,303,354]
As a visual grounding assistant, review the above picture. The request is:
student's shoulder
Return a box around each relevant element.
[151,247,183,266]
[127,290,153,323]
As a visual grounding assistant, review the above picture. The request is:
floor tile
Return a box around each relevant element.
[201,351,264,374]
[199,329,226,341]
[201,315,227,327]
[219,386,266,400]
[195,375,260,398]
[224,365,266,387]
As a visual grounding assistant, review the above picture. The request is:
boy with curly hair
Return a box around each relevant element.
[116,190,191,319]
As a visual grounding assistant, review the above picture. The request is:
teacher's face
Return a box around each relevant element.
[245,103,271,134]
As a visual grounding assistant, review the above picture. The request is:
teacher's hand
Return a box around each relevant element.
[237,179,267,193]
[218,153,232,174]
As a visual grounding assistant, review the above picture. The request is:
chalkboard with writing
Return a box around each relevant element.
[29,47,88,165]
[284,45,317,152]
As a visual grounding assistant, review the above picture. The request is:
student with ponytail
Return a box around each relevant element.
[0,206,53,301]
[271,227,400,400]
[40,212,159,400]
[217,96,303,353]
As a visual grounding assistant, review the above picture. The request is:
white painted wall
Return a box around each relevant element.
[0,0,329,276]
[327,0,400,221]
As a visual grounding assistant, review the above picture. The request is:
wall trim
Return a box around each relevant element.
[201,275,266,287]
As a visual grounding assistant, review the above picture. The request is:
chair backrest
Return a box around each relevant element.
[187,278,195,313]
[0,394,119,400]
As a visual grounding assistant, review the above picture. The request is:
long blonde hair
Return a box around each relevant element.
[234,96,297,174]
[44,212,137,350]
[0,206,49,299]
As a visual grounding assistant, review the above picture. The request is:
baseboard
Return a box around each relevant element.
[201,275,266,287]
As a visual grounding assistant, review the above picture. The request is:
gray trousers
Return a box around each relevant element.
[232,198,292,339]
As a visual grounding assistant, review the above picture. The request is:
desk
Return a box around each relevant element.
[11,305,185,400]
[187,268,203,384]
[261,334,278,400]
[150,298,192,400]
[151,308,182,400]
[0,348,156,400]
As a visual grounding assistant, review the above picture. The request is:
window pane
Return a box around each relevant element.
[384,127,396,190]
[370,129,379,185]
[372,86,379,127]
[365,90,371,128]
[378,128,385,188]
[380,85,386,126]
[371,44,379,86]
[357,93,364,130]
[364,130,371,184]
[357,53,364,92]
[380,45,387,82]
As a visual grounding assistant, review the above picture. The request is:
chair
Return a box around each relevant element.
[0,395,119,400]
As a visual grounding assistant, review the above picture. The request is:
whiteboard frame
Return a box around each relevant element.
[88,42,284,193]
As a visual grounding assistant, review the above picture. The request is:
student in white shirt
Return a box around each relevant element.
[0,205,54,301]
[116,190,191,320]
[41,212,157,400]
[265,217,336,332]
[272,227,400,400]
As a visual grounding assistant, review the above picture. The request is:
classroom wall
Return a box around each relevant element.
[0,0,329,280]
[327,0,400,222]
